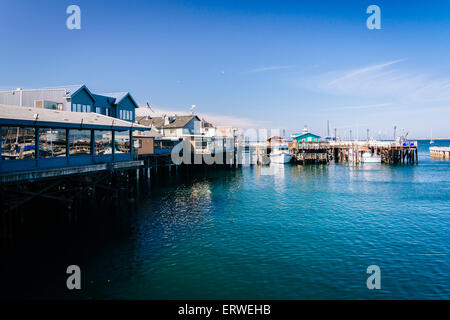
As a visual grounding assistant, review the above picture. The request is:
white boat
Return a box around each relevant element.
[270,146,293,164]
[361,151,381,163]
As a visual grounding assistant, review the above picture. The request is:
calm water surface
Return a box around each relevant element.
[1,140,449,299]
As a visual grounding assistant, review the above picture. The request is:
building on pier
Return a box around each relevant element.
[0,85,139,122]
[0,104,147,183]
[292,126,322,148]
[136,114,202,137]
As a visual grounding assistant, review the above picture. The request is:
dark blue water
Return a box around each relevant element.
[1,140,449,299]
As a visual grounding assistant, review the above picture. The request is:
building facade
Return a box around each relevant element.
[0,85,138,122]
[136,115,202,137]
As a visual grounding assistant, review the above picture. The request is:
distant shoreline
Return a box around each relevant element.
[413,138,450,141]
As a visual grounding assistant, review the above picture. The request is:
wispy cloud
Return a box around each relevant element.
[337,102,393,110]
[247,65,296,73]
[135,106,268,129]
[325,60,404,87]
[309,59,450,104]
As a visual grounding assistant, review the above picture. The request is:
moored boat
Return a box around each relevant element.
[270,146,293,164]
[361,151,381,163]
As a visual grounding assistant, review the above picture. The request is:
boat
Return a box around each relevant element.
[430,129,434,144]
[269,145,293,164]
[361,151,381,163]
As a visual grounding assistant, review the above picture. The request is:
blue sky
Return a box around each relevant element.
[1,0,450,138]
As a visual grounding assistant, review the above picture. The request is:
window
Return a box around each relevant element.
[114,130,130,153]
[69,130,91,156]
[87,105,92,112]
[71,104,76,112]
[195,138,209,150]
[39,128,66,158]
[1,127,36,160]
[119,110,123,119]
[105,108,110,116]
[76,104,82,112]
[95,107,101,114]
[82,105,87,113]
[94,131,112,155]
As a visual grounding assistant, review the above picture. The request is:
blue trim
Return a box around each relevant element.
[0,126,133,175]
[0,118,145,131]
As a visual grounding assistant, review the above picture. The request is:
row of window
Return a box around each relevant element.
[119,109,133,121]
[72,104,111,116]
[70,104,134,120]
[71,104,92,113]
[1,127,130,160]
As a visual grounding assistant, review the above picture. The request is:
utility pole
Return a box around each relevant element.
[367,128,370,141]
[334,128,337,141]
[394,126,397,140]
[350,129,352,141]
[327,120,330,138]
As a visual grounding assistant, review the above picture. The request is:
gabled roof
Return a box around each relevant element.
[101,92,139,109]
[136,115,200,129]
[294,132,321,140]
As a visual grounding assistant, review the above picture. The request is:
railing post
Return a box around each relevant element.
[129,129,133,160]
[91,129,95,158]
[66,129,70,164]
[112,130,116,162]
[35,127,40,168]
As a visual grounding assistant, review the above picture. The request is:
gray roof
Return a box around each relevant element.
[136,115,199,129]
[0,104,147,130]
[101,92,139,108]
[102,92,128,103]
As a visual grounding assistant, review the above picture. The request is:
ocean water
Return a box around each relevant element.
[1,140,449,299]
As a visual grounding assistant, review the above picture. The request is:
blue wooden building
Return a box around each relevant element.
[0,85,139,122]
[292,126,322,147]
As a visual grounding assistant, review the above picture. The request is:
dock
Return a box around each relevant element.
[249,140,419,165]
[430,147,450,160]
[327,141,418,164]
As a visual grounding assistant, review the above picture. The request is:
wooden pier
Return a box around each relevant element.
[289,142,329,165]
[327,141,418,164]
[430,147,450,160]
[250,140,419,165]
